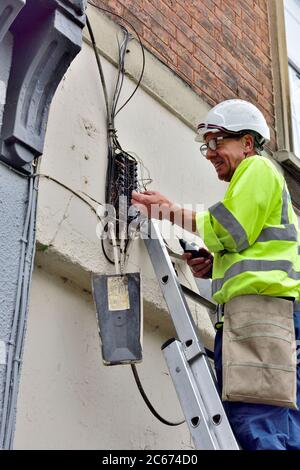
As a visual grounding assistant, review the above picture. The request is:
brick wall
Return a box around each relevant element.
[90,0,276,151]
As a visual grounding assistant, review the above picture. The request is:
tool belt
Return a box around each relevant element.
[222,295,297,409]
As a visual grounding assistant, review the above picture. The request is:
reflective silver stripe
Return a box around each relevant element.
[212,259,300,294]
[281,186,289,224]
[298,246,300,255]
[209,202,249,252]
[257,224,298,243]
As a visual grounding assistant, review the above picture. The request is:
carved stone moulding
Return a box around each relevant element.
[0,0,86,172]
[0,0,25,44]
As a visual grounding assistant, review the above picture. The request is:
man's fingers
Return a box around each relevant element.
[190,259,212,274]
[192,262,212,273]
[143,190,157,195]
[131,193,158,205]
[188,257,210,267]
[181,253,192,261]
[180,247,213,279]
[131,193,147,203]
[193,264,212,278]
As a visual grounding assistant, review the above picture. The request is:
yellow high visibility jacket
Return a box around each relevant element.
[196,155,300,304]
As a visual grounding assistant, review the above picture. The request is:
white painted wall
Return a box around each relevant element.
[14,9,229,449]
[14,268,194,450]
[33,39,224,335]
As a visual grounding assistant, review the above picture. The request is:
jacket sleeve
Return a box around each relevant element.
[196,158,282,253]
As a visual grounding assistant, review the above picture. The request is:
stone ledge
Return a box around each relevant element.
[35,237,215,351]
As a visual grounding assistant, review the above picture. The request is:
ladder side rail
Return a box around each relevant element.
[143,219,239,450]
[163,340,219,450]
[143,220,205,355]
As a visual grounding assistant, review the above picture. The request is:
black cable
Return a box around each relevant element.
[0,160,31,178]
[87,1,145,117]
[86,15,111,123]
[33,173,99,216]
[131,365,185,427]
[101,224,117,265]
[87,6,180,428]
[86,14,116,204]
[111,29,130,120]
[87,4,146,206]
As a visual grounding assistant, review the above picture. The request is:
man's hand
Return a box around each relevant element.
[131,190,197,233]
[131,190,180,221]
[182,249,213,279]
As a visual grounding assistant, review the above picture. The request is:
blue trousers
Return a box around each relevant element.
[214,310,300,450]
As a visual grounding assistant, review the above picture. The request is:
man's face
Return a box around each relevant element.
[203,131,248,182]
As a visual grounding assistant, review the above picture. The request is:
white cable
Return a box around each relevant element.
[108,222,120,275]
[120,236,126,273]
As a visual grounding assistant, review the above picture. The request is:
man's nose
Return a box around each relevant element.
[205,148,216,160]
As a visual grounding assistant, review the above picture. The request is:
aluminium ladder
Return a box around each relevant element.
[143,219,239,450]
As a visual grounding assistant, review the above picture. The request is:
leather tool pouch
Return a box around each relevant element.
[222,295,297,409]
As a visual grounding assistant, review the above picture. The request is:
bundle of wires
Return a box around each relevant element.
[86,8,145,208]
[87,5,184,427]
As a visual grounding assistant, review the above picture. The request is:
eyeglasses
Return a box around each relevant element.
[200,135,238,157]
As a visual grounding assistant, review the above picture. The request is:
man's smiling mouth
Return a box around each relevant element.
[214,161,224,170]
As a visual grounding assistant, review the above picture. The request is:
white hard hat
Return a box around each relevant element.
[195,99,270,145]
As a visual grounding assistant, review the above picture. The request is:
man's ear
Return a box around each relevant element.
[242,134,255,152]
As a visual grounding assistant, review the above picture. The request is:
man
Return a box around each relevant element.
[132,99,300,450]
